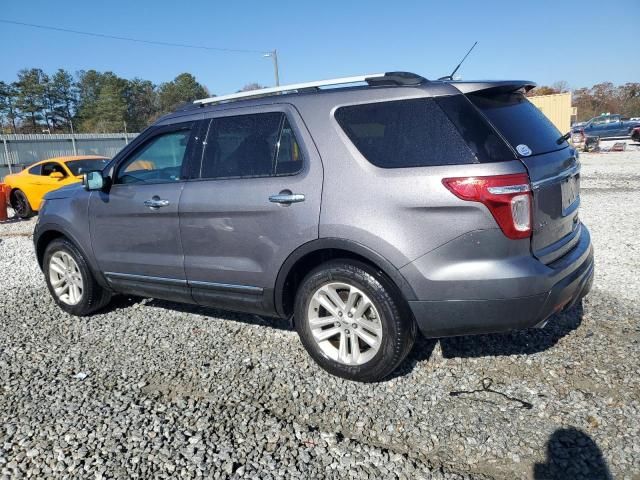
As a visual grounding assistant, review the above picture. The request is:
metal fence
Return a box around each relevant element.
[0,133,138,178]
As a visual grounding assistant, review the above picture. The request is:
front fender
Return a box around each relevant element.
[34,195,108,289]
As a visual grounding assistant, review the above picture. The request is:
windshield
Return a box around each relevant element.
[468,92,568,156]
[65,158,110,176]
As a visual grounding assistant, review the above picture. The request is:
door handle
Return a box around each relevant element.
[144,197,170,209]
[269,193,305,205]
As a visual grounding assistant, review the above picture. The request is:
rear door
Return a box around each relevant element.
[179,105,322,313]
[89,122,198,301]
[610,116,628,137]
[468,92,581,264]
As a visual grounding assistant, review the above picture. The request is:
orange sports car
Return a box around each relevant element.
[4,155,110,218]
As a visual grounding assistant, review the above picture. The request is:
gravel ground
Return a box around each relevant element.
[1,151,638,479]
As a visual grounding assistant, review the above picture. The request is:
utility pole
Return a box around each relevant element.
[264,50,280,86]
[3,138,12,174]
[69,119,77,155]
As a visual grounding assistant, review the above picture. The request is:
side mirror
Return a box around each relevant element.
[49,171,65,180]
[83,171,105,191]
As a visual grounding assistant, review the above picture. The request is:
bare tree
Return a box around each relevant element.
[238,83,266,92]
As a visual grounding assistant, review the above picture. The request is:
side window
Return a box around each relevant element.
[201,112,302,179]
[335,98,477,168]
[41,162,67,177]
[275,118,303,175]
[115,126,192,185]
[28,164,42,175]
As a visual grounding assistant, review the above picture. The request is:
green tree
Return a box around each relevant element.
[0,81,19,133]
[76,71,128,132]
[75,70,105,130]
[49,69,77,132]
[14,68,47,132]
[125,78,158,131]
[92,76,128,133]
[41,72,58,132]
[158,73,209,113]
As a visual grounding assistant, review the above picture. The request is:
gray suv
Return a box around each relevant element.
[34,72,594,382]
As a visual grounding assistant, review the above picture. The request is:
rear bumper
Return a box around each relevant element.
[405,226,594,338]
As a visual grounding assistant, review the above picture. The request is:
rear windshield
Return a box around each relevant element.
[468,93,568,156]
[335,98,479,168]
[435,95,515,163]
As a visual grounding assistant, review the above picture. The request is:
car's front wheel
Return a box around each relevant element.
[43,238,112,316]
[10,189,34,219]
[294,260,416,382]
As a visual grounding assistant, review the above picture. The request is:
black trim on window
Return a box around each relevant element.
[196,111,304,181]
[111,122,196,186]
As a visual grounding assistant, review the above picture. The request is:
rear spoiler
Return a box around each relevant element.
[447,80,537,95]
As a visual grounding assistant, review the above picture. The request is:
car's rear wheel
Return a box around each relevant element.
[294,260,416,382]
[44,238,112,316]
[10,189,34,219]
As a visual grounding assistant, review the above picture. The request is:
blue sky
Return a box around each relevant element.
[1,0,638,95]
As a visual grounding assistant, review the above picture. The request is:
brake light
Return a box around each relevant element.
[442,173,532,239]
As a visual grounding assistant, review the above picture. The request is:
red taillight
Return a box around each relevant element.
[442,173,532,240]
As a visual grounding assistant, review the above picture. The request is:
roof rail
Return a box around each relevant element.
[193,71,427,106]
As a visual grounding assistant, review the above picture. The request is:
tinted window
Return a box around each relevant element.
[436,95,515,163]
[65,158,110,176]
[41,162,67,176]
[201,112,302,179]
[275,118,303,175]
[468,93,567,156]
[335,98,478,168]
[28,164,41,175]
[116,126,192,184]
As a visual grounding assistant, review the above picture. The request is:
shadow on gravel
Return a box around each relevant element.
[534,428,612,480]
[387,334,438,379]
[0,217,24,225]
[144,298,293,331]
[391,301,586,379]
[100,294,147,313]
[438,303,584,359]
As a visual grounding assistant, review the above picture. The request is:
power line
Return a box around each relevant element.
[0,18,269,55]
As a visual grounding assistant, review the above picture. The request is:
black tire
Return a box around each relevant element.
[10,189,34,219]
[294,259,416,382]
[43,237,112,316]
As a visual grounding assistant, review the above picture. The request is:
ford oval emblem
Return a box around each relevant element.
[516,144,532,157]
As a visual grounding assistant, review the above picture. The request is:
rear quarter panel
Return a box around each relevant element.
[293,90,528,268]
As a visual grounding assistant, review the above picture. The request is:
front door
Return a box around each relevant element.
[179,106,322,314]
[89,122,198,302]
[30,161,71,207]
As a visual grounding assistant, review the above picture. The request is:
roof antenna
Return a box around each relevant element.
[438,41,478,81]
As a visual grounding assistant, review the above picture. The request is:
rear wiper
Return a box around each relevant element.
[556,131,572,145]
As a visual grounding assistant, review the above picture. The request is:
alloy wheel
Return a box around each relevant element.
[307,282,383,366]
[13,192,29,217]
[49,251,84,305]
